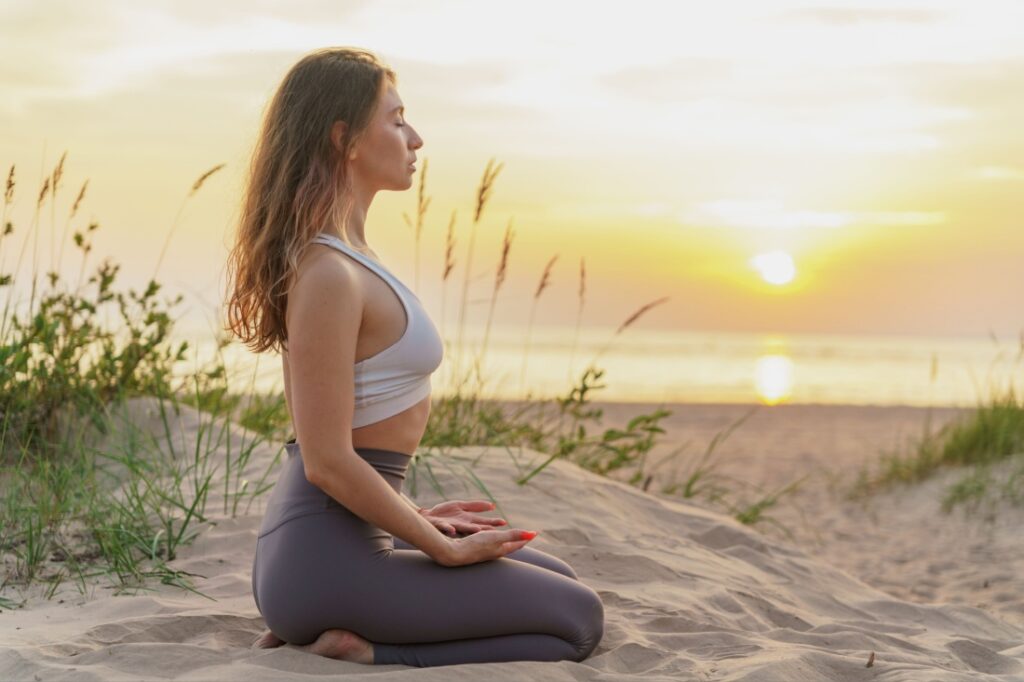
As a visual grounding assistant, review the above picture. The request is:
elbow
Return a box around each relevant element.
[298,443,360,488]
[303,461,328,486]
[302,452,350,488]
[303,458,335,485]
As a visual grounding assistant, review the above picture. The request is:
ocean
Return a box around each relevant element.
[171,315,1022,409]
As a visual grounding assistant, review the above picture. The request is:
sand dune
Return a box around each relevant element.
[2,396,1022,680]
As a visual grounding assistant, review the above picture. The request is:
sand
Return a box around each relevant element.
[2,396,1022,680]
[581,401,1024,630]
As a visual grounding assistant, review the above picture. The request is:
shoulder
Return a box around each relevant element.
[287,243,365,321]
[293,243,363,296]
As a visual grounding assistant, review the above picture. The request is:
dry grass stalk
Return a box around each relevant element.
[155,163,227,280]
[495,220,513,291]
[454,159,504,386]
[438,210,458,388]
[4,165,14,207]
[519,253,559,399]
[51,151,67,197]
[564,257,587,388]
[534,255,558,299]
[48,152,68,270]
[59,177,90,274]
[578,257,586,306]
[583,295,671,368]
[443,211,456,281]
[474,158,503,224]
[474,220,516,382]
[70,181,89,219]
[1,166,13,279]
[615,296,670,336]
[188,164,226,197]
[408,157,431,292]
[60,177,90,277]
[36,177,50,208]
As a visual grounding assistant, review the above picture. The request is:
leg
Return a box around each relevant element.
[392,535,579,580]
[255,513,603,667]
[354,547,604,667]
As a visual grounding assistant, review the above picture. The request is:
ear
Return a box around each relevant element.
[331,120,357,159]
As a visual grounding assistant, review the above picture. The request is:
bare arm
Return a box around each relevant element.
[285,252,450,563]
[399,491,426,514]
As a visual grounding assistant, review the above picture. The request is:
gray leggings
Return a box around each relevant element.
[251,439,605,667]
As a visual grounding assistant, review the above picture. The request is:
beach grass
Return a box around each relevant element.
[0,157,283,603]
[847,344,1024,513]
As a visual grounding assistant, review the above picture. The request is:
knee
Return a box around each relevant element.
[571,588,605,661]
[518,548,579,580]
[547,556,579,581]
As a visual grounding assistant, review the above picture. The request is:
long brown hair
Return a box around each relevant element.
[224,47,396,354]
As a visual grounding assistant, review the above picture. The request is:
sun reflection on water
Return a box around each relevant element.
[754,354,794,405]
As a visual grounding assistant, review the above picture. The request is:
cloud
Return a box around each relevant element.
[774,7,945,26]
[969,166,1024,181]
[678,200,946,230]
[598,58,738,104]
[0,0,373,115]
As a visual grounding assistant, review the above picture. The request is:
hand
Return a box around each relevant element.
[419,499,508,538]
[433,528,540,567]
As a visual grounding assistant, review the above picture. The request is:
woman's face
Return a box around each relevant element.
[342,83,423,192]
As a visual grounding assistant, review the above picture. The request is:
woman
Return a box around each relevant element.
[224,47,604,667]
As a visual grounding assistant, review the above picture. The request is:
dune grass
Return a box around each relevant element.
[0,157,285,607]
[847,344,1024,514]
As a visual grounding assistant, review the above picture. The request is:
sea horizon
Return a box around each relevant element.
[171,311,1023,410]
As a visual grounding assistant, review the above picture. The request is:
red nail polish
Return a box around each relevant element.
[520,530,537,540]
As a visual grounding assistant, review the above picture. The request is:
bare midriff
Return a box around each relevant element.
[281,352,430,458]
[348,393,431,455]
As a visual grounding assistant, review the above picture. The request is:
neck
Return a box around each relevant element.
[337,173,377,249]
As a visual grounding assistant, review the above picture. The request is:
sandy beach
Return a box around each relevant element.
[2,396,1022,680]
[586,401,1024,629]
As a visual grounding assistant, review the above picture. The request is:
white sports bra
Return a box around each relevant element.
[309,232,444,428]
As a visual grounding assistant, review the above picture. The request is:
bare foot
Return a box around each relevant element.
[252,629,285,649]
[292,628,374,665]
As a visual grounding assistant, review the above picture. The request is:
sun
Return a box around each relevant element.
[750,250,796,285]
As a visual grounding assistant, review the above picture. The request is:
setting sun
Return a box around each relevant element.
[750,250,796,286]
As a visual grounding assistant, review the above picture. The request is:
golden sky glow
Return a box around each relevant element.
[1,0,1022,341]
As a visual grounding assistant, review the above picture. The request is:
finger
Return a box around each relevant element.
[500,540,530,555]
[460,500,497,511]
[474,516,506,526]
[505,528,537,542]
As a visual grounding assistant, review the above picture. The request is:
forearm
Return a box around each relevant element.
[310,454,448,561]
[399,491,425,514]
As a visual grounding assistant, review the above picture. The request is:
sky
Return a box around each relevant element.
[2,0,1023,344]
